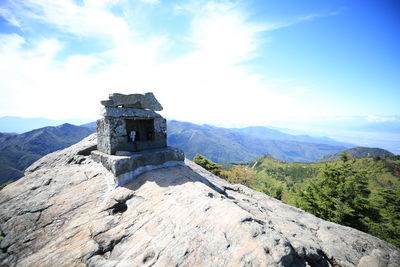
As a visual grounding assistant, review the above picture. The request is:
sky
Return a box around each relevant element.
[0,0,399,130]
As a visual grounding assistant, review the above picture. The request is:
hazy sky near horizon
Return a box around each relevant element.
[0,0,399,126]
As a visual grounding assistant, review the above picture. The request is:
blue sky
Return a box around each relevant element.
[0,0,399,129]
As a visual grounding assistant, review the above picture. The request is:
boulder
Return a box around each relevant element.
[0,135,399,266]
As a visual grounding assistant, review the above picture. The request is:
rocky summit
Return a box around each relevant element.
[0,135,399,267]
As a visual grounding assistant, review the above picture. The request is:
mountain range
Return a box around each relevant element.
[0,118,359,184]
[167,120,349,163]
[318,147,394,162]
[0,116,92,133]
[229,126,353,147]
[0,123,94,184]
[271,116,400,154]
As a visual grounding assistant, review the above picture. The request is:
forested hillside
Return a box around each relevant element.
[319,147,394,162]
[212,153,400,248]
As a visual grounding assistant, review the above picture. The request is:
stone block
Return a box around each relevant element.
[115,151,131,156]
[97,135,127,155]
[135,140,166,151]
[154,118,166,134]
[91,146,185,185]
[97,118,126,137]
[153,118,167,142]
[101,107,161,118]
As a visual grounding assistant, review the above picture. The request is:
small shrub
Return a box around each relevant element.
[193,154,222,175]
[0,180,13,191]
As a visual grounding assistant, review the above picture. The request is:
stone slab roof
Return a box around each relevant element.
[101,92,163,111]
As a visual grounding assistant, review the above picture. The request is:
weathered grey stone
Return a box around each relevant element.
[101,92,163,111]
[97,93,167,156]
[115,151,131,156]
[134,139,167,151]
[91,146,185,179]
[100,100,114,106]
[153,117,167,135]
[96,118,126,137]
[97,135,127,155]
[97,134,167,155]
[101,107,162,118]
[1,135,399,267]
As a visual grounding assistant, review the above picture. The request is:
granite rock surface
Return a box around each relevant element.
[0,134,399,266]
[100,107,162,118]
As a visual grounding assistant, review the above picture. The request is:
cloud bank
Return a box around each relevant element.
[0,0,347,125]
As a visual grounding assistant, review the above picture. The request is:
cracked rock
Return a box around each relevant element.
[0,135,399,266]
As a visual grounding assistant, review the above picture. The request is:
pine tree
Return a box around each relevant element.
[193,154,221,175]
[296,159,378,232]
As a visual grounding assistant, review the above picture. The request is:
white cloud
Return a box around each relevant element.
[0,0,339,125]
[366,115,398,123]
[0,7,20,27]
[140,0,159,4]
[4,0,132,44]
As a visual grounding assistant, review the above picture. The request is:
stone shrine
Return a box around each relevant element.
[91,92,185,186]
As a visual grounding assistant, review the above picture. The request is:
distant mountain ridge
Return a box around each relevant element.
[319,147,395,162]
[0,120,360,184]
[0,116,92,133]
[0,123,95,184]
[230,126,354,147]
[167,120,347,163]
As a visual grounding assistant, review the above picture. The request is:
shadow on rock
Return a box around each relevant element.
[122,163,230,198]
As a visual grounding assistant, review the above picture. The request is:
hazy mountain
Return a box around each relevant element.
[0,123,95,184]
[0,120,370,184]
[356,120,400,134]
[271,116,400,154]
[167,120,346,163]
[78,120,350,162]
[230,126,354,147]
[319,147,394,162]
[80,121,97,128]
[0,116,92,133]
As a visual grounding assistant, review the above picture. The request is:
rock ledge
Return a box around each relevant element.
[0,134,399,266]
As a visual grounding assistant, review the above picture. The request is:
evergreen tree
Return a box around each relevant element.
[339,151,350,162]
[296,160,378,232]
[369,188,400,248]
[193,154,221,175]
